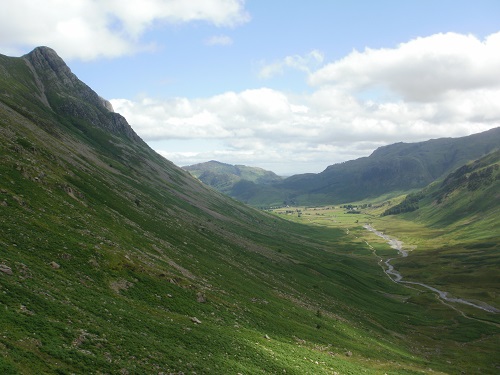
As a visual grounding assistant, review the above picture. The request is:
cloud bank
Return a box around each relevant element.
[112,32,500,174]
[0,0,249,60]
[309,32,500,102]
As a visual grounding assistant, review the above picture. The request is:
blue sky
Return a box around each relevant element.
[1,1,500,175]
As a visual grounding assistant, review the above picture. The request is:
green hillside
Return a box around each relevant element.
[368,150,500,312]
[0,47,499,374]
[184,160,283,184]
[183,160,286,206]
[383,149,500,221]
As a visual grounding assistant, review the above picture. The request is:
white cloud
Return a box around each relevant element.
[205,35,233,46]
[112,85,500,174]
[309,32,500,102]
[0,0,249,60]
[258,50,324,79]
[111,88,308,141]
[110,31,500,174]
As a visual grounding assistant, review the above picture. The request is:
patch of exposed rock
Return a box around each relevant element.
[22,46,142,142]
[0,264,13,275]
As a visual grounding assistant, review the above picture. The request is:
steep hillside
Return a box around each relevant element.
[1,48,499,374]
[431,149,500,224]
[383,149,500,222]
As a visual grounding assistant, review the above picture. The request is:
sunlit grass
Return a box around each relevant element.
[273,202,500,315]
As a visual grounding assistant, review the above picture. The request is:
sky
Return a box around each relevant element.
[1,1,500,175]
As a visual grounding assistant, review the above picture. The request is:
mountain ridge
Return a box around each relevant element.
[19,46,140,142]
[189,128,500,206]
[183,160,283,191]
[282,127,500,202]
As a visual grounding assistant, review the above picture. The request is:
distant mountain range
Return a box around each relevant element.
[185,128,500,206]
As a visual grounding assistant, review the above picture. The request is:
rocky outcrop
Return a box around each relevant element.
[22,47,142,143]
[23,46,80,89]
[0,264,13,275]
[99,96,114,112]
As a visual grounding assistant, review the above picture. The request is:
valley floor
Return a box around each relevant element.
[272,204,500,322]
[364,224,499,314]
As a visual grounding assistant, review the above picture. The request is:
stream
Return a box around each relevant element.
[363,224,499,314]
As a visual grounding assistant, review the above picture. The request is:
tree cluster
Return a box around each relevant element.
[382,191,425,216]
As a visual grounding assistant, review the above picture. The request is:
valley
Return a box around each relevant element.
[0,47,499,374]
[272,203,500,319]
[364,224,499,314]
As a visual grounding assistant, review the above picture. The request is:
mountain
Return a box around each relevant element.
[5,46,140,142]
[184,160,283,185]
[215,129,500,206]
[384,149,500,226]
[283,129,500,203]
[1,47,499,374]
[183,160,282,189]
[183,161,285,206]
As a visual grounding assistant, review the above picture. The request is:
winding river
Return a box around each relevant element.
[363,224,499,314]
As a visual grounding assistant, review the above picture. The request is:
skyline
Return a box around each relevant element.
[2,1,500,175]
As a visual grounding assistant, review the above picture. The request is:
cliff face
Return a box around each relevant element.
[21,46,140,142]
[23,46,80,89]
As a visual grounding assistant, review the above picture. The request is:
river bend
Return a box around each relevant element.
[364,225,499,314]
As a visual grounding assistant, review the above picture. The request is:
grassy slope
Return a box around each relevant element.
[184,161,283,184]
[0,107,433,374]
[0,50,499,374]
[373,151,500,308]
[274,204,500,373]
[183,161,287,206]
